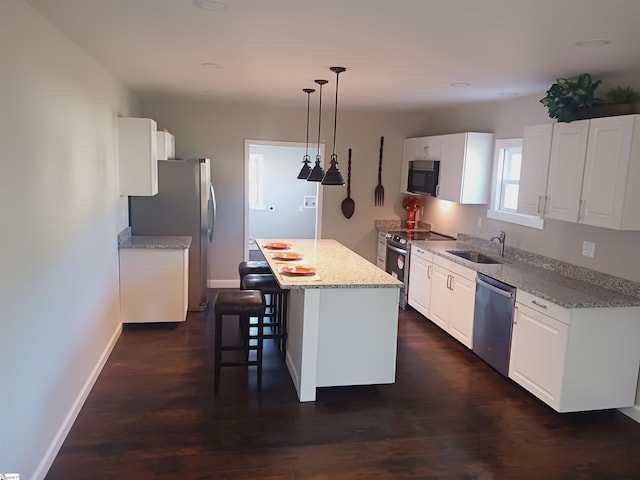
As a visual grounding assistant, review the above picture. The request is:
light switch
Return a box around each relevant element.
[582,241,595,258]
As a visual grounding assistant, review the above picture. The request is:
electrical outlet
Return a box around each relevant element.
[582,241,595,258]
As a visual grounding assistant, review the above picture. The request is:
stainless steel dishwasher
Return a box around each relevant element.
[472,273,516,377]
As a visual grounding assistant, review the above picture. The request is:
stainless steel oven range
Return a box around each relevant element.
[385,230,455,310]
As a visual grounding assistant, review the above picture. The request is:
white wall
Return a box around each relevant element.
[0,1,136,477]
[141,97,432,283]
[248,144,318,240]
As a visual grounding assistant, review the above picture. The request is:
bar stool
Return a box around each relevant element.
[241,273,289,360]
[213,289,265,392]
[238,260,271,286]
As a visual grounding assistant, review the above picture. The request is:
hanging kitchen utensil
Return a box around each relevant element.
[341,148,355,219]
[374,136,385,206]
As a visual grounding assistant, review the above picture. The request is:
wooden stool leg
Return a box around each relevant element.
[256,313,264,391]
[240,315,250,360]
[214,313,223,393]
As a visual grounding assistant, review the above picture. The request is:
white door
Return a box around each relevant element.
[417,135,443,160]
[408,255,431,317]
[447,273,476,348]
[509,303,568,410]
[429,265,451,331]
[580,116,634,228]
[544,120,589,222]
[437,133,466,202]
[518,124,553,217]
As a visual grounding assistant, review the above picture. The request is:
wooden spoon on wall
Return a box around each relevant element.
[341,148,355,219]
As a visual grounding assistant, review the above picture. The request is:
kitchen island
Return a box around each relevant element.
[257,239,403,402]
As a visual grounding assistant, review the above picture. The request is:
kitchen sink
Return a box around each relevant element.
[446,250,502,264]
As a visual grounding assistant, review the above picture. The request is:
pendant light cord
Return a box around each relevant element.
[329,67,346,161]
[303,88,314,159]
[305,92,311,158]
[332,72,339,157]
[316,83,323,158]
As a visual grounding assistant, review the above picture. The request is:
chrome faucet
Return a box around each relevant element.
[490,230,506,257]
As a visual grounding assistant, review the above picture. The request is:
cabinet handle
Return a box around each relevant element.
[435,184,440,197]
[531,300,548,309]
[537,195,542,215]
[543,196,549,216]
[513,305,518,325]
[427,265,432,279]
[578,199,586,221]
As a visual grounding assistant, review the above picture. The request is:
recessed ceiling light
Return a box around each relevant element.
[450,82,470,88]
[201,62,222,69]
[193,0,228,11]
[575,39,610,48]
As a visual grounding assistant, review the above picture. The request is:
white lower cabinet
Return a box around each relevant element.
[376,231,387,270]
[407,244,433,317]
[119,247,189,323]
[428,256,476,348]
[509,290,640,412]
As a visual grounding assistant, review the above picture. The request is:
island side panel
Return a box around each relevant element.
[315,287,400,388]
[286,288,321,402]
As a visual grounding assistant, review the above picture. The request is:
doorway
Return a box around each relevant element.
[244,140,325,260]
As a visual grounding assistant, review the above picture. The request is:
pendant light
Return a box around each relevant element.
[307,79,328,182]
[297,88,316,179]
[321,66,346,186]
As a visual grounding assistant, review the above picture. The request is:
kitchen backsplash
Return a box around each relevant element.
[457,233,640,299]
[375,219,431,231]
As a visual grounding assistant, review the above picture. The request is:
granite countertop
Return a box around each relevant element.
[413,239,640,309]
[119,235,192,250]
[257,238,403,290]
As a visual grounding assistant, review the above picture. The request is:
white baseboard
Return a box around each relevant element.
[208,279,239,289]
[619,405,640,423]
[33,322,123,480]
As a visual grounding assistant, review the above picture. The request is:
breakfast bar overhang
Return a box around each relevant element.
[258,239,403,402]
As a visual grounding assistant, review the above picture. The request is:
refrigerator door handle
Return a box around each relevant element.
[208,183,216,242]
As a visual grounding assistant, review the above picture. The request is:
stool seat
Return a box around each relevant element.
[213,289,265,393]
[215,290,264,314]
[241,273,282,292]
[238,260,271,279]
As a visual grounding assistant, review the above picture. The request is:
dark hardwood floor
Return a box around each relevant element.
[47,290,640,479]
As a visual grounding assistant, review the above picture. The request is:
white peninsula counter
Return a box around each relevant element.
[257,239,403,402]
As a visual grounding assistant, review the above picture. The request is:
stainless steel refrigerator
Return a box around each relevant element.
[129,158,215,312]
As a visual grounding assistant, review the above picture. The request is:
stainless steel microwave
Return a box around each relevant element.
[407,160,440,196]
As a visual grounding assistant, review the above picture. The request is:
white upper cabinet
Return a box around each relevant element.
[400,136,442,193]
[437,132,494,204]
[544,120,590,222]
[580,115,640,229]
[517,124,553,217]
[118,117,158,196]
[156,130,175,160]
[416,136,443,161]
[518,114,640,230]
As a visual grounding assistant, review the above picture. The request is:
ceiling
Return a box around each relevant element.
[26,0,640,111]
